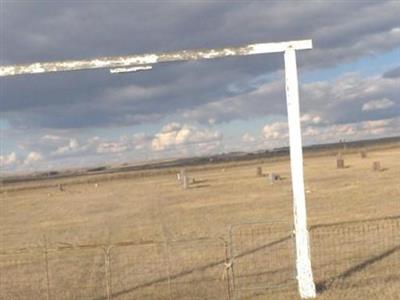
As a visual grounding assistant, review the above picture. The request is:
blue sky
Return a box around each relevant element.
[1,1,399,174]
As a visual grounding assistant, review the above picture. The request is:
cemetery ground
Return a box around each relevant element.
[1,144,399,299]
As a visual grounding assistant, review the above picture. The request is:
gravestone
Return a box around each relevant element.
[256,166,263,177]
[269,173,281,184]
[182,175,189,189]
[336,153,345,169]
[372,161,381,172]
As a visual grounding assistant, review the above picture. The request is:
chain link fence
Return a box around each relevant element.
[1,216,399,299]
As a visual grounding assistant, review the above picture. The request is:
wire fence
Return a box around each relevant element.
[310,216,400,292]
[228,221,296,299]
[1,216,399,299]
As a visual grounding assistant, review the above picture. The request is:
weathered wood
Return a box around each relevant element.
[284,47,316,298]
[0,38,315,299]
[0,40,312,77]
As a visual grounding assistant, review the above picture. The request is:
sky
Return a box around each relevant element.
[0,0,399,174]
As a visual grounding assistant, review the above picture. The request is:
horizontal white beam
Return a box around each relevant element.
[109,65,153,74]
[0,40,312,77]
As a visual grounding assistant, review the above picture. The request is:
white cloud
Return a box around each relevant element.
[301,117,400,144]
[103,84,165,104]
[96,142,128,154]
[362,98,395,111]
[12,123,222,173]
[302,126,320,137]
[182,70,399,127]
[3,1,400,133]
[242,133,256,143]
[54,138,81,155]
[152,123,222,151]
[300,114,322,125]
[24,151,43,165]
[181,79,285,124]
[0,152,18,167]
[301,74,399,124]
[262,122,288,140]
[208,118,216,125]
[259,116,400,148]
[41,134,63,141]
[361,119,391,135]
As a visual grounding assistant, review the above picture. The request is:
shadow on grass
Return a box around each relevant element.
[315,244,400,294]
[94,235,292,300]
[190,184,211,189]
[89,214,400,299]
[188,179,211,189]
[192,179,208,184]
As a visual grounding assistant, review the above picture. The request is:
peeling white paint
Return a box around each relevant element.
[0,40,312,77]
[0,38,316,299]
[284,48,316,298]
[109,65,153,74]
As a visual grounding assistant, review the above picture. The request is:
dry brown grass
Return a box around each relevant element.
[1,146,399,299]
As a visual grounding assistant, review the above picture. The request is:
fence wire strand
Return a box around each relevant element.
[1,216,399,299]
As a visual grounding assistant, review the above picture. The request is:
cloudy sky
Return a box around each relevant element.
[1,0,399,174]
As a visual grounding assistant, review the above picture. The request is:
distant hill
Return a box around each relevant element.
[2,135,400,184]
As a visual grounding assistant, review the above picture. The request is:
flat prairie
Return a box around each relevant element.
[1,145,399,299]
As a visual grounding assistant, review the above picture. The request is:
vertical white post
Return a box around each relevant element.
[284,47,316,298]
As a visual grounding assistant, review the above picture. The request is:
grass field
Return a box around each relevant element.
[1,145,399,299]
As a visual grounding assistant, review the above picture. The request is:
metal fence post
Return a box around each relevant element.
[220,238,233,300]
[227,225,238,296]
[43,235,52,300]
[104,246,113,300]
[164,240,173,300]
